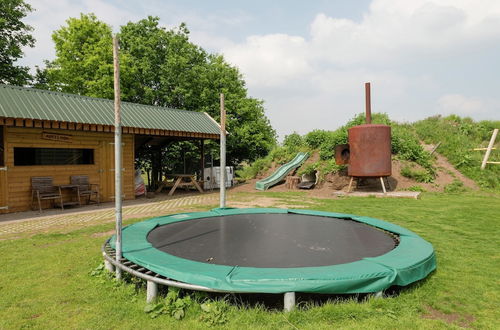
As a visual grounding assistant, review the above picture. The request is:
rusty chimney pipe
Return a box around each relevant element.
[365,82,371,124]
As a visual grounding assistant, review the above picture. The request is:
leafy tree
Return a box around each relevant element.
[0,0,35,85]
[283,132,304,150]
[40,14,276,167]
[41,13,114,97]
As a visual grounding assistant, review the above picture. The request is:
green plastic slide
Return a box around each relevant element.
[255,152,309,190]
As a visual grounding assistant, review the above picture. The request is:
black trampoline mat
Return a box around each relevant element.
[147,213,397,268]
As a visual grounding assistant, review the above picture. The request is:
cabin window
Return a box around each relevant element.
[14,147,94,166]
[0,126,4,166]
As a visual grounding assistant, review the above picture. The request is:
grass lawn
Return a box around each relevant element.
[0,192,499,329]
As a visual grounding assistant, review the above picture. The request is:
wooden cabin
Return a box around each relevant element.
[0,84,220,213]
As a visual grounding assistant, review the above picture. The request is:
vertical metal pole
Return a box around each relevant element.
[146,281,158,303]
[113,35,123,280]
[103,257,114,272]
[210,153,214,191]
[481,128,498,170]
[365,82,371,124]
[219,93,226,208]
[284,292,296,312]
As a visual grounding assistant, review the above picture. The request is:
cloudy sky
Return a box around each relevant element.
[19,0,500,138]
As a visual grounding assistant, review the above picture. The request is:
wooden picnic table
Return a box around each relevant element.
[156,174,204,196]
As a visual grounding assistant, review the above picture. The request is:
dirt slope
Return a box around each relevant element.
[231,146,478,197]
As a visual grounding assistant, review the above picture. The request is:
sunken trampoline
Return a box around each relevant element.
[103,208,436,309]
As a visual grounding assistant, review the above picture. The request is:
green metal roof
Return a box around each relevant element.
[0,84,220,136]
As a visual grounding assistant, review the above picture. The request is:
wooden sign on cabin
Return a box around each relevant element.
[41,132,72,143]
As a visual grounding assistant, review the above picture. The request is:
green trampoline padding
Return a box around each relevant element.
[110,208,436,294]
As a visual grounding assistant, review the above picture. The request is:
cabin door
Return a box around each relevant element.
[0,126,7,213]
[98,140,115,202]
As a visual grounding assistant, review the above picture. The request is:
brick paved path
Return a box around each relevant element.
[0,194,219,238]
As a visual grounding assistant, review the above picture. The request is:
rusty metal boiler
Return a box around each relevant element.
[335,82,392,193]
[347,124,391,177]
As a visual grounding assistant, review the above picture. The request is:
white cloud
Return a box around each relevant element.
[19,0,140,70]
[16,0,500,138]
[20,0,246,69]
[221,0,500,137]
[437,94,499,117]
[223,34,311,87]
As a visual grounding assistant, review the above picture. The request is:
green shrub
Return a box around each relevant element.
[406,185,426,192]
[391,124,434,171]
[268,147,294,165]
[401,165,434,183]
[298,163,318,176]
[283,132,304,150]
[235,156,272,179]
[297,159,343,182]
[305,130,330,149]
[444,179,467,193]
[318,130,347,160]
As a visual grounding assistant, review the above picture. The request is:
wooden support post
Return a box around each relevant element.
[481,129,498,170]
[200,139,205,181]
[158,147,163,185]
[347,177,354,193]
[430,142,442,155]
[150,147,162,190]
[380,177,387,194]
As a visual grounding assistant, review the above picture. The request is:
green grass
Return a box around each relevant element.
[414,115,500,190]
[1,192,499,329]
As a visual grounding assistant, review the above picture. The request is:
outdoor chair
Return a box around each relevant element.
[70,175,100,205]
[31,177,64,213]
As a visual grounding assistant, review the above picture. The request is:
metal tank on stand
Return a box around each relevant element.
[335,83,392,193]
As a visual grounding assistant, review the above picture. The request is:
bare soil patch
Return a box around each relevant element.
[232,148,478,197]
[422,306,475,328]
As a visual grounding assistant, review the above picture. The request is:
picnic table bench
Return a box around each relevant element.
[156,174,204,196]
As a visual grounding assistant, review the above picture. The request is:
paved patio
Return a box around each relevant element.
[0,192,219,239]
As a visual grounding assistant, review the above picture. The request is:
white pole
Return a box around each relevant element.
[113,35,123,280]
[284,292,296,312]
[219,93,226,208]
[481,129,498,170]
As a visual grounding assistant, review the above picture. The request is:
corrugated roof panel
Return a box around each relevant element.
[0,84,220,135]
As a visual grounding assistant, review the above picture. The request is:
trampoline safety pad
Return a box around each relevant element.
[110,208,436,294]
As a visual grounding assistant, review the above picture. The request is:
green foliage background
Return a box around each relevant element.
[0,0,35,85]
[239,113,435,184]
[239,113,499,191]
[35,14,276,169]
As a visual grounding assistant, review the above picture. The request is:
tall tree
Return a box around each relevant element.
[43,13,114,97]
[0,0,35,85]
[40,14,276,165]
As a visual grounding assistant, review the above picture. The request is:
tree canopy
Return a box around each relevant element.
[37,14,276,166]
[0,0,35,85]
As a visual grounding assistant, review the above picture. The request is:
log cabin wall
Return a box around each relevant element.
[1,126,135,213]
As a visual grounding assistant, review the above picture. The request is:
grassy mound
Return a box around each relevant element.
[237,113,435,184]
[237,113,499,192]
[413,115,500,190]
